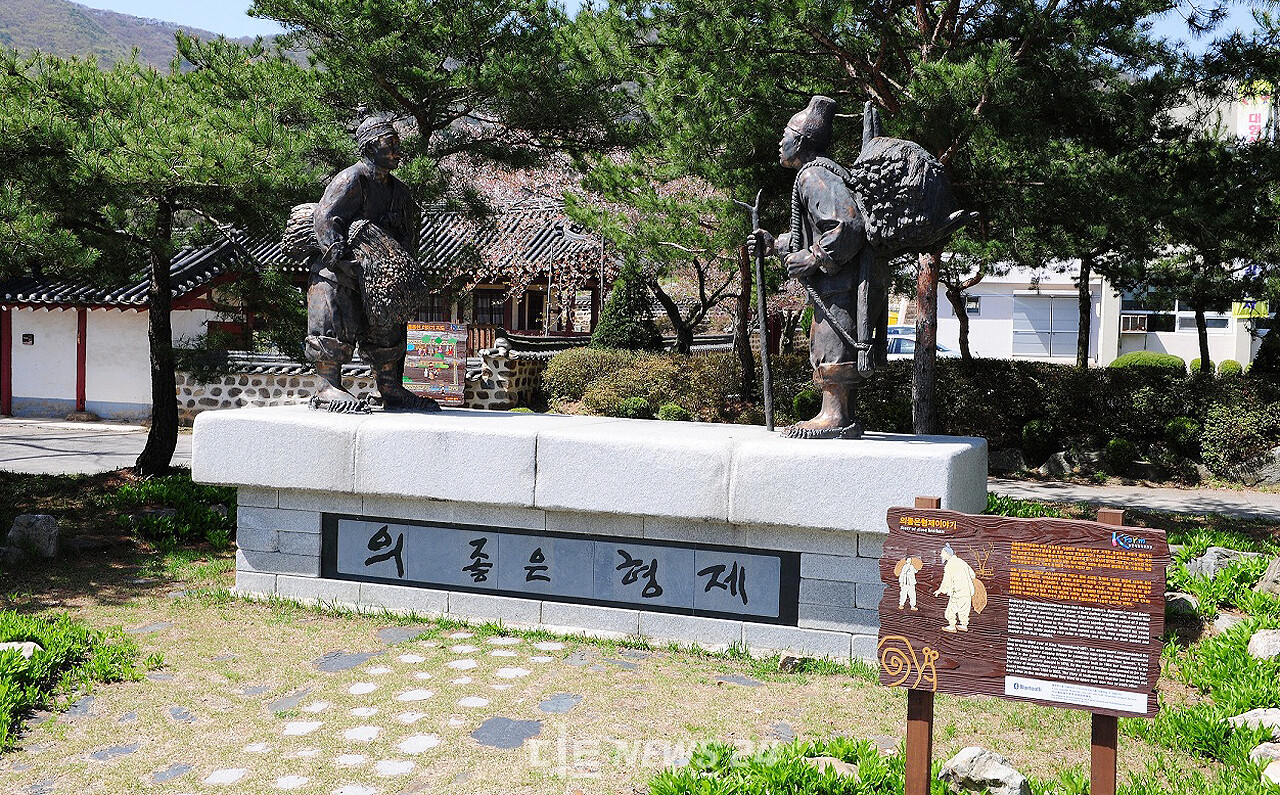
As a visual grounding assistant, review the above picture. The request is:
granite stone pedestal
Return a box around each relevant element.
[193,405,987,662]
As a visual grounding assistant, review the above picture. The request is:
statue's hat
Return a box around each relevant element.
[356,115,398,147]
[786,96,836,152]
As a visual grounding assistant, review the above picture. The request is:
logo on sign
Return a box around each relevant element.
[1112,532,1153,551]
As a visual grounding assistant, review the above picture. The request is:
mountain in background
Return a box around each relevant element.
[0,0,261,67]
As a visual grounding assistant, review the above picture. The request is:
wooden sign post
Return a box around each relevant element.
[881,499,1168,795]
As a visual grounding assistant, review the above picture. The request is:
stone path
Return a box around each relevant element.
[0,419,192,475]
[989,476,1280,522]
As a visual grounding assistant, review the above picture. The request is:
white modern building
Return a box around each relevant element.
[928,263,1267,367]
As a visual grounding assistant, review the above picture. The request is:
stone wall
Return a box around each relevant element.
[175,371,377,425]
[466,354,546,411]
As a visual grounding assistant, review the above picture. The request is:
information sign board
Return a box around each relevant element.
[877,508,1169,717]
[321,514,800,624]
[404,322,467,405]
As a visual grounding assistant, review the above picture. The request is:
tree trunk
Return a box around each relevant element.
[735,246,755,403]
[135,197,178,476]
[943,282,971,361]
[913,249,941,435]
[1194,303,1211,373]
[650,280,693,354]
[1076,253,1093,369]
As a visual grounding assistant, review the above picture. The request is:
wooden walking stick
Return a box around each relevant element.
[734,190,775,431]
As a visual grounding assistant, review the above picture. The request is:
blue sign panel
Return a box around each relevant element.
[323,514,799,624]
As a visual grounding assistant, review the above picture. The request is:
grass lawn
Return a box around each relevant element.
[0,474,1277,794]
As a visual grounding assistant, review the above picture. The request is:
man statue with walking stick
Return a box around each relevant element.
[749,96,972,439]
[749,96,878,439]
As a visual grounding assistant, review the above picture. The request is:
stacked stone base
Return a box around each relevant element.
[194,405,987,661]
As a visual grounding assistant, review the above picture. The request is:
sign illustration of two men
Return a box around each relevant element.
[895,545,987,632]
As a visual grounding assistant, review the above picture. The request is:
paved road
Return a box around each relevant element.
[0,419,192,475]
[990,476,1280,522]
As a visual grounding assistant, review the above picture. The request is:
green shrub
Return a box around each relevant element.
[1102,438,1139,474]
[1108,351,1186,371]
[1218,359,1242,375]
[579,354,680,417]
[508,406,534,413]
[0,611,143,749]
[542,347,636,404]
[615,396,654,419]
[1200,397,1280,478]
[1189,357,1213,374]
[1021,419,1058,466]
[657,403,692,422]
[986,493,1065,518]
[792,389,822,419]
[589,261,663,351]
[1164,416,1200,456]
[108,472,235,548]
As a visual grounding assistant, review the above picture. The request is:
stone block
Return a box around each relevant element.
[851,634,878,662]
[237,487,279,509]
[798,604,880,634]
[858,533,886,559]
[276,575,361,605]
[799,579,856,607]
[278,489,362,515]
[236,549,320,577]
[643,516,738,546]
[447,592,542,626]
[238,506,320,535]
[277,531,321,557]
[354,410,545,506]
[193,405,368,492]
[540,602,640,637]
[855,582,887,610]
[361,495,455,525]
[740,524,859,556]
[639,613,743,650]
[535,420,752,521]
[233,570,277,596]
[359,582,449,616]
[235,524,278,553]
[547,509,642,538]
[728,433,988,533]
[451,502,546,532]
[801,554,880,584]
[743,623,852,660]
[8,515,58,559]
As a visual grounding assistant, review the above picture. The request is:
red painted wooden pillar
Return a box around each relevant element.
[75,308,87,412]
[0,308,11,416]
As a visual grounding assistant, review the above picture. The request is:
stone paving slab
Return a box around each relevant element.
[989,477,1280,522]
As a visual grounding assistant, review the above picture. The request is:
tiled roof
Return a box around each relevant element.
[0,241,243,308]
[0,200,611,310]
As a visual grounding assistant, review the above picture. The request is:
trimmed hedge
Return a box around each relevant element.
[1219,359,1243,375]
[1109,351,1186,371]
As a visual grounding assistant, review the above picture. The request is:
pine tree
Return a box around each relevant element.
[590,259,663,351]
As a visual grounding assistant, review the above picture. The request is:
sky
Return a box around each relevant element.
[74,0,1264,50]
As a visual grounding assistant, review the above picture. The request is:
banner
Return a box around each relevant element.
[404,322,467,405]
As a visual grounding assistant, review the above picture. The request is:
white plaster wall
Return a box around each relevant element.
[1117,325,1247,367]
[85,310,152,404]
[937,285,1101,363]
[171,309,214,344]
[10,308,77,400]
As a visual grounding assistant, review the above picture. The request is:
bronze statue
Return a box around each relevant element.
[305,116,441,413]
[751,97,972,439]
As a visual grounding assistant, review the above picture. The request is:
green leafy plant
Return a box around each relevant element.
[107,470,235,547]
[793,389,822,420]
[616,396,655,419]
[1108,351,1187,371]
[1021,419,1059,467]
[657,403,693,422]
[985,493,1065,518]
[1218,359,1242,375]
[1102,438,1139,475]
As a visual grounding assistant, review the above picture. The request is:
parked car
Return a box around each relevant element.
[886,335,960,360]
[886,325,915,337]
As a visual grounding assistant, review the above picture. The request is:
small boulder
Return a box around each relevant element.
[778,655,811,673]
[1213,614,1245,634]
[1037,452,1074,477]
[0,641,42,659]
[1265,760,1280,786]
[804,756,859,780]
[1255,558,1280,597]
[7,515,59,559]
[1247,629,1280,662]
[1165,592,1200,616]
[938,747,1030,795]
[1228,708,1280,741]
[1250,742,1280,764]
[1187,547,1264,580]
[210,504,229,519]
[64,411,100,422]
[0,545,27,569]
[988,449,1027,474]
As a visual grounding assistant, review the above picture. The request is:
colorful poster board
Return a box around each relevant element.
[877,508,1169,717]
[404,322,467,405]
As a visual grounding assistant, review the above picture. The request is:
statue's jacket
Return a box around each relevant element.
[787,157,867,299]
